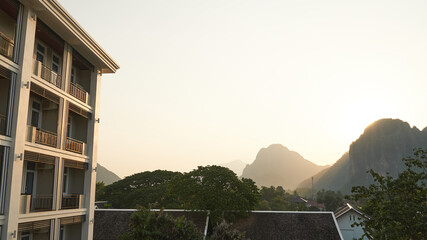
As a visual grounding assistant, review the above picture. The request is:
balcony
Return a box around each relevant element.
[27,126,58,148]
[0,33,14,60]
[20,194,53,214]
[65,137,85,155]
[33,59,62,89]
[61,194,84,209]
[69,82,88,104]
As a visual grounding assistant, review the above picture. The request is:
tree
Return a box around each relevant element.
[118,209,203,240]
[103,170,182,209]
[208,221,247,240]
[168,165,260,224]
[348,148,427,239]
[95,181,106,201]
[316,189,343,211]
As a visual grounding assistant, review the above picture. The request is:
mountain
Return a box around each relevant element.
[220,160,248,176]
[97,163,121,185]
[241,144,329,189]
[298,118,427,193]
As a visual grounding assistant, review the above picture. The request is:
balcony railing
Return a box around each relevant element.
[0,33,14,60]
[20,194,53,213]
[33,59,62,89]
[61,194,84,209]
[27,126,58,148]
[65,137,85,154]
[0,113,6,135]
[69,82,88,104]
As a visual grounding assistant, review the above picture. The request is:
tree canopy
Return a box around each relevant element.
[118,209,203,240]
[168,165,260,224]
[348,148,427,239]
[101,170,182,209]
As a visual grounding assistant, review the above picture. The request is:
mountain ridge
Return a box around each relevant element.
[298,118,427,193]
[241,144,329,189]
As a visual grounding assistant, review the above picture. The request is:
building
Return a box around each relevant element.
[0,0,119,239]
[94,209,343,240]
[335,203,369,240]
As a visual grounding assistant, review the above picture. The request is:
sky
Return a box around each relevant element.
[58,0,427,178]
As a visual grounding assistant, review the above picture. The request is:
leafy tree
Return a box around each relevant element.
[208,221,247,240]
[316,189,343,211]
[103,170,182,209]
[95,181,106,201]
[348,148,427,239]
[168,165,260,224]
[118,209,203,240]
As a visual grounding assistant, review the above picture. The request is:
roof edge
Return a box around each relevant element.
[39,0,120,73]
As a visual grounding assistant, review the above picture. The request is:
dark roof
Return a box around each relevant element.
[94,210,342,240]
[232,211,342,240]
[93,209,208,240]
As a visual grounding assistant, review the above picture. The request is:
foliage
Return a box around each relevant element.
[348,148,427,240]
[103,170,182,209]
[208,221,247,240]
[316,189,343,211]
[168,165,260,224]
[118,209,203,240]
[95,181,106,201]
[256,186,308,211]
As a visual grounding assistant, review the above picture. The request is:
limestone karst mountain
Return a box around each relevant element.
[220,160,248,176]
[241,144,329,189]
[97,163,121,185]
[298,118,427,193]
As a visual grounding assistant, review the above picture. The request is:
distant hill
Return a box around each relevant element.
[241,144,329,189]
[220,160,248,176]
[97,163,121,185]
[298,119,427,193]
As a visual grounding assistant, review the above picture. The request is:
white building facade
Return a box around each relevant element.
[0,0,119,239]
[335,204,368,240]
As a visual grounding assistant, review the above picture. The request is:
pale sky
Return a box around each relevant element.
[58,0,427,178]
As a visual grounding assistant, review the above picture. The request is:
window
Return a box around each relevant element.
[52,54,61,74]
[24,162,36,195]
[36,44,45,63]
[31,101,41,128]
[0,146,9,214]
[71,67,76,83]
[66,116,72,138]
[21,231,31,240]
[63,167,69,194]
[59,226,64,240]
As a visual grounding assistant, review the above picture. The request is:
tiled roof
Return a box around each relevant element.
[94,210,342,240]
[232,211,342,240]
[93,209,208,240]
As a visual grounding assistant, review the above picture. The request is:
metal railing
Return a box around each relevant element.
[0,34,14,60]
[0,114,6,135]
[62,194,83,209]
[33,59,62,89]
[35,128,58,148]
[32,194,53,212]
[65,137,85,154]
[20,194,54,213]
[69,82,88,104]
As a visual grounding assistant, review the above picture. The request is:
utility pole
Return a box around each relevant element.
[311,176,314,200]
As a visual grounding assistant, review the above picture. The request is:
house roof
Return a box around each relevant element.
[334,203,368,219]
[232,211,342,240]
[93,209,208,240]
[20,0,120,73]
[94,209,343,240]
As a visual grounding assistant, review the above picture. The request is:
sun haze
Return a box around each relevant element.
[58,0,427,178]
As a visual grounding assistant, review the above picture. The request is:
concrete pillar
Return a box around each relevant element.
[81,68,101,239]
[3,7,37,240]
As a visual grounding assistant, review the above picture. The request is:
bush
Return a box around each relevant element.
[119,209,203,240]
